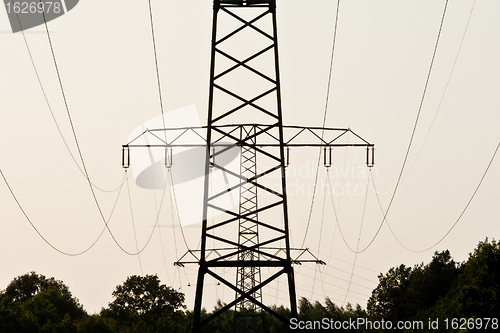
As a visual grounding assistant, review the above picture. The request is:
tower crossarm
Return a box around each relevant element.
[122,125,375,168]
[174,247,325,266]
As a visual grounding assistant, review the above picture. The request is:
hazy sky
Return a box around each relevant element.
[1,0,499,314]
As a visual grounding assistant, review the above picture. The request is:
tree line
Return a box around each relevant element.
[0,238,498,332]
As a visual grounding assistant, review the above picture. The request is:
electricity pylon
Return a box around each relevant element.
[122,1,374,332]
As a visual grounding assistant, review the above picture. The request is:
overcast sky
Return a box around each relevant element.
[1,0,499,314]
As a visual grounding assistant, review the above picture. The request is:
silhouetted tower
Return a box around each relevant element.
[192,1,299,331]
[122,1,374,332]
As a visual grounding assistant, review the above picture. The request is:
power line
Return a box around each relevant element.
[372,141,500,253]
[296,271,371,296]
[37,8,168,256]
[318,253,379,274]
[5,2,166,257]
[301,0,341,248]
[38,6,135,254]
[402,0,476,180]
[11,1,126,193]
[299,264,375,292]
[147,0,167,130]
[0,168,126,256]
[373,0,450,244]
[321,0,450,255]
[310,170,330,299]
[343,172,370,305]
[126,171,144,275]
[167,169,192,251]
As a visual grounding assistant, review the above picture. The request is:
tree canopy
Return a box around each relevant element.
[101,274,188,333]
[367,238,500,331]
[1,238,498,332]
[0,272,86,333]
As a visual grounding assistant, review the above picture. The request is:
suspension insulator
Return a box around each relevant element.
[323,147,332,168]
[367,146,375,167]
[164,147,173,169]
[122,146,130,169]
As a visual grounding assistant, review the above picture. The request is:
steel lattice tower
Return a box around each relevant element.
[192,1,299,331]
[122,1,374,332]
[234,126,263,332]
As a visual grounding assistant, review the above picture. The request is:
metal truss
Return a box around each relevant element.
[122,1,374,332]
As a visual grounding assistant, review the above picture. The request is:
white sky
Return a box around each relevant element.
[1,0,499,314]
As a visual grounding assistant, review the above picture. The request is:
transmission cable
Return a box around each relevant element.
[373,0,449,245]
[323,0,450,255]
[402,0,476,181]
[310,173,329,299]
[343,172,370,305]
[147,0,167,131]
[148,171,172,285]
[318,251,379,273]
[0,168,126,256]
[373,141,500,253]
[301,0,341,248]
[168,169,192,250]
[12,3,126,193]
[126,172,144,275]
[38,12,161,255]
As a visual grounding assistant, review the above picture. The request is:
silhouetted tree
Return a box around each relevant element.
[0,271,86,333]
[101,274,188,333]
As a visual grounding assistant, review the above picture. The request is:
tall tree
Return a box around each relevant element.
[0,272,86,333]
[101,274,188,333]
[367,251,461,322]
[425,238,500,320]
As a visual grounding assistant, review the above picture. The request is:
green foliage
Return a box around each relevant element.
[297,297,365,332]
[262,304,291,333]
[100,274,188,333]
[367,239,500,332]
[2,238,497,332]
[367,263,413,322]
[194,300,234,333]
[422,238,500,321]
[0,272,86,333]
[368,250,462,323]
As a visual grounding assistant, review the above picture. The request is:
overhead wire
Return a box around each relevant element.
[301,0,341,248]
[126,171,144,275]
[371,0,450,249]
[295,271,371,297]
[146,0,198,288]
[298,267,373,293]
[310,168,329,299]
[321,135,350,287]
[167,169,193,251]
[334,135,350,216]
[147,0,167,130]
[335,0,488,254]
[305,255,378,284]
[0,168,126,256]
[37,9,166,256]
[319,0,451,255]
[12,0,127,193]
[3,2,163,259]
[331,137,499,255]
[372,141,500,253]
[402,0,476,181]
[167,170,181,288]
[343,172,370,305]
[318,252,379,274]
